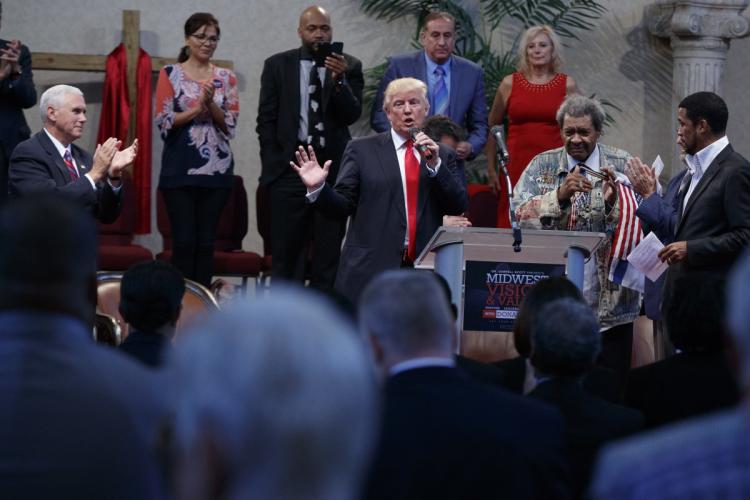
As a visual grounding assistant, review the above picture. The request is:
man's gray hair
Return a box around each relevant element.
[530,298,601,377]
[39,84,83,123]
[359,269,454,359]
[727,249,750,388]
[556,94,606,133]
[169,287,378,500]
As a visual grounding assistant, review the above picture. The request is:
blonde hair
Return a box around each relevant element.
[516,25,564,76]
[382,77,429,112]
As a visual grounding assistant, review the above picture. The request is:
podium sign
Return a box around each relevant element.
[415,227,606,345]
[463,261,565,332]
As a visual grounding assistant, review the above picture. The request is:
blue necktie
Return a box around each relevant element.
[432,66,448,116]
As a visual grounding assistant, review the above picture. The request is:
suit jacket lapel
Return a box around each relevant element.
[447,57,458,118]
[37,131,70,183]
[375,132,406,224]
[416,153,433,223]
[321,66,333,112]
[71,146,89,178]
[677,144,733,233]
[288,50,302,126]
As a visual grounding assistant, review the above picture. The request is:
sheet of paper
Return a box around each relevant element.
[627,231,669,281]
[652,155,664,177]
[652,155,664,196]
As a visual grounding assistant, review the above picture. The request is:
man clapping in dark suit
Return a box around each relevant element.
[256,5,363,291]
[9,84,137,222]
[630,91,750,319]
[293,77,467,302]
[359,270,569,500]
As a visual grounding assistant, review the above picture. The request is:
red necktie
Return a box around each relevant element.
[63,150,79,180]
[405,139,420,261]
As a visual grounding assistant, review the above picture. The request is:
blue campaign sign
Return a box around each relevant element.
[463,261,566,332]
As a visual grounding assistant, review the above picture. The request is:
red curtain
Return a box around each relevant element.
[97,43,152,234]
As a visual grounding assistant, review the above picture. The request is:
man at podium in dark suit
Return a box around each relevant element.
[293,77,466,302]
[9,84,137,222]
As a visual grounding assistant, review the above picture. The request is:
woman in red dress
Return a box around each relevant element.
[486,25,577,228]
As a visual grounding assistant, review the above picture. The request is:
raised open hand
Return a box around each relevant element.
[290,145,331,191]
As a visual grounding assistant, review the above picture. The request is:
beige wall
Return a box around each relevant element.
[4,0,749,254]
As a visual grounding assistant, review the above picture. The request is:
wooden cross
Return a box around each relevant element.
[30,10,234,143]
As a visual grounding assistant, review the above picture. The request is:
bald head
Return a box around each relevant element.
[298,5,332,51]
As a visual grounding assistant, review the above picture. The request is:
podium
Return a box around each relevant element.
[415,227,606,352]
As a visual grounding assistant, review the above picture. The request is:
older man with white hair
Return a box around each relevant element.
[9,84,137,222]
[169,288,378,500]
[590,248,750,499]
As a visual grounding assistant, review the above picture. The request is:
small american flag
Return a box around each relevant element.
[609,180,644,292]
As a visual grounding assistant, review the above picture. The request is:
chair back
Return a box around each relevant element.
[467,190,499,228]
[96,271,220,342]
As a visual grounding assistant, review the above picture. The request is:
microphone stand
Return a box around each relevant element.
[496,150,522,252]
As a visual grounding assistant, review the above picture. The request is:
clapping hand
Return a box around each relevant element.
[625,157,657,198]
[109,139,139,178]
[91,138,121,181]
[290,145,331,191]
[199,81,215,108]
[601,166,619,206]
[0,39,21,80]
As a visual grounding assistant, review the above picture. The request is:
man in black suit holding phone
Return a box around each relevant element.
[256,5,363,291]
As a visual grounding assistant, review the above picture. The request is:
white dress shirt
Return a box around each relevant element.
[683,135,729,208]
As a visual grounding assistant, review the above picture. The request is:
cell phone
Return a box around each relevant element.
[314,41,344,65]
[212,79,223,89]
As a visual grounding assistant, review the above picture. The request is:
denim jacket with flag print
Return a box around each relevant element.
[513,144,642,329]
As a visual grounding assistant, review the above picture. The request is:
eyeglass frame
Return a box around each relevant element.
[190,33,220,46]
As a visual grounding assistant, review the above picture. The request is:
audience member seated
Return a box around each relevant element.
[590,249,750,499]
[168,287,377,500]
[528,298,643,498]
[0,195,166,499]
[624,273,739,429]
[360,269,569,500]
[493,277,620,402]
[118,260,185,368]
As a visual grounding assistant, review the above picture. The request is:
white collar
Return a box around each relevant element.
[43,127,72,158]
[685,136,729,177]
[389,357,455,376]
[390,127,410,150]
[566,143,601,172]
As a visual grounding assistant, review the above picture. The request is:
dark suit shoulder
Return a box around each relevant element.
[387,50,421,65]
[262,47,299,66]
[451,54,484,73]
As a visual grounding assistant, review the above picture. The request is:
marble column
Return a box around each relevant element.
[647,0,749,172]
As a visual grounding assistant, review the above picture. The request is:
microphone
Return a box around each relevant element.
[490,125,509,163]
[407,127,434,161]
[490,125,522,252]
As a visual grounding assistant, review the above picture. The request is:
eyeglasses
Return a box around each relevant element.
[191,34,220,45]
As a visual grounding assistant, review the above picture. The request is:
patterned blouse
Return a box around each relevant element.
[155,64,239,188]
